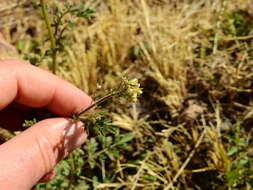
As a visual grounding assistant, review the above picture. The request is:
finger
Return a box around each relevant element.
[0,60,92,116]
[38,170,56,183]
[0,118,87,190]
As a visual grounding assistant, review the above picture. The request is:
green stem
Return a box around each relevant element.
[40,0,57,74]
[75,92,120,117]
[71,81,128,121]
[67,153,76,188]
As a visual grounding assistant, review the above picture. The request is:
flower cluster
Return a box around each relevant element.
[74,77,142,118]
[122,78,142,103]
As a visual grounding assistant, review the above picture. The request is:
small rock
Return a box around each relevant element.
[180,100,205,122]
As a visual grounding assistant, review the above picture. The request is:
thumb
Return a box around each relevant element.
[0,118,86,190]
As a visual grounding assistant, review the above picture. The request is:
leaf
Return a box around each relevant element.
[144,175,157,181]
[236,138,248,147]
[45,49,53,56]
[92,176,99,188]
[116,133,134,145]
[76,8,95,19]
[98,136,113,148]
[87,138,98,154]
[106,149,120,160]
[226,169,239,186]
[22,118,37,127]
[106,125,118,135]
[88,158,96,169]
[64,2,74,10]
[68,21,76,28]
[238,157,249,166]
[227,146,239,156]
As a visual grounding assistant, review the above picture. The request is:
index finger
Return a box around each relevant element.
[0,60,92,116]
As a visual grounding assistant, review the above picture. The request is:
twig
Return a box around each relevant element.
[223,34,253,41]
[164,128,206,190]
[131,152,151,190]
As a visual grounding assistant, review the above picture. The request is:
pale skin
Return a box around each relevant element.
[0,60,92,189]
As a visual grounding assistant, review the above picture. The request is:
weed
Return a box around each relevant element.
[225,122,253,189]
[2,0,253,189]
[22,118,37,127]
[38,0,94,73]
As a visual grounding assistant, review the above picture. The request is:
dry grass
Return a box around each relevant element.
[1,0,253,189]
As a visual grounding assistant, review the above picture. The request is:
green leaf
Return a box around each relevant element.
[106,125,118,135]
[22,118,37,127]
[88,158,96,169]
[226,169,239,186]
[45,49,53,56]
[227,146,239,156]
[238,157,249,166]
[98,136,113,148]
[64,2,74,10]
[92,176,99,188]
[116,133,134,145]
[76,8,95,19]
[106,149,120,160]
[68,21,76,28]
[236,138,248,147]
[144,175,157,181]
[87,138,98,154]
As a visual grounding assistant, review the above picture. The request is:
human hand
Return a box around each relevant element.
[0,60,92,189]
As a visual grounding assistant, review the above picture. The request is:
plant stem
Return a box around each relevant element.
[40,0,57,74]
[72,81,127,119]
[67,153,76,188]
[76,91,121,117]
[223,34,253,41]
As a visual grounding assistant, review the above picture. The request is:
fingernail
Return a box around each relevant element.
[63,121,87,155]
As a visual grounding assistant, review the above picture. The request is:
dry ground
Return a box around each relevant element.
[1,0,253,189]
